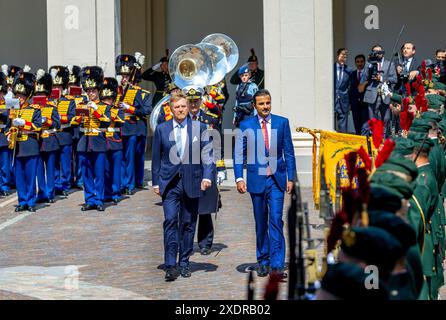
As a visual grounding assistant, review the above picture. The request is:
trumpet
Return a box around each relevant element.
[7,126,18,150]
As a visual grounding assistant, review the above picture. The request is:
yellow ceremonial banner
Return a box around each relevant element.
[310,130,374,209]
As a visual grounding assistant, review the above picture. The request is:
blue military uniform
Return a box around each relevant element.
[101,77,125,203]
[76,66,111,211]
[233,64,258,128]
[11,71,42,212]
[0,72,11,196]
[116,54,152,194]
[141,52,172,106]
[35,71,61,203]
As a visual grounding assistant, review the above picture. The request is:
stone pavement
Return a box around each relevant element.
[0,182,325,300]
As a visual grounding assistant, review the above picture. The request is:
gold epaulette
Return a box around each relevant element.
[30,104,41,109]
[206,111,218,119]
[132,85,142,90]
[64,95,74,100]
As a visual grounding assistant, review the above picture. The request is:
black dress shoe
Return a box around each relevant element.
[257,265,269,277]
[200,248,212,256]
[28,206,36,213]
[126,189,136,196]
[165,267,178,282]
[1,191,10,197]
[112,198,120,205]
[96,205,105,212]
[15,205,27,213]
[81,204,96,211]
[180,266,192,278]
[47,199,55,204]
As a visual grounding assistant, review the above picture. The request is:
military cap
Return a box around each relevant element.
[183,86,203,100]
[426,94,445,110]
[407,132,434,151]
[341,226,404,281]
[390,93,403,104]
[420,111,442,124]
[320,262,389,300]
[81,66,104,91]
[100,77,119,101]
[160,49,170,63]
[49,66,70,88]
[238,64,250,76]
[377,156,418,182]
[0,72,7,94]
[3,65,22,86]
[67,65,82,86]
[35,69,53,97]
[368,184,404,212]
[247,48,258,63]
[12,71,35,97]
[433,81,446,91]
[409,118,432,134]
[392,137,415,156]
[438,119,446,134]
[370,174,413,200]
[116,54,137,76]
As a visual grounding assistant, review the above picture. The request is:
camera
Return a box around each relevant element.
[367,50,385,81]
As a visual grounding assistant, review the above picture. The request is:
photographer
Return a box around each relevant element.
[395,42,421,93]
[434,48,446,84]
[363,44,398,136]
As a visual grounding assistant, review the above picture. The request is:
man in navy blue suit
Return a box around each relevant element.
[234,89,297,278]
[152,91,214,282]
[334,48,352,133]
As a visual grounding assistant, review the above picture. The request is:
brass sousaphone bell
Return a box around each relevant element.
[149,33,239,132]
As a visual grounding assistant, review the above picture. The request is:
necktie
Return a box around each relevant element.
[358,70,362,82]
[262,119,271,176]
[193,115,197,121]
[175,124,183,159]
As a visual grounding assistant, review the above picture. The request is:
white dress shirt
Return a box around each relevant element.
[172,118,188,157]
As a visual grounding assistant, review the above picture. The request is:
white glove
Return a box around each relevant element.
[152,62,162,72]
[13,118,25,126]
[217,171,227,185]
[120,102,131,110]
[41,117,47,124]
[88,101,98,111]
[381,83,391,97]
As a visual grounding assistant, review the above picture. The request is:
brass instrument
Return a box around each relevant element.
[7,127,18,150]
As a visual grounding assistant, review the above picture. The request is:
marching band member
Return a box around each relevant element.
[35,69,61,204]
[116,53,152,195]
[0,71,11,197]
[74,66,110,212]
[10,69,42,212]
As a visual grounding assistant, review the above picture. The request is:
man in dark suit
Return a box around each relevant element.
[234,89,296,279]
[363,45,397,135]
[334,48,352,133]
[152,91,214,282]
[395,42,421,93]
[349,54,369,135]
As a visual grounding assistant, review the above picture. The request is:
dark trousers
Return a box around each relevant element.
[368,97,391,135]
[122,135,136,191]
[162,175,199,268]
[197,214,214,250]
[351,101,369,135]
[80,151,106,206]
[105,149,123,201]
[334,99,348,133]
[55,144,72,192]
[135,135,146,187]
[15,155,38,207]
[0,146,10,192]
[37,151,57,201]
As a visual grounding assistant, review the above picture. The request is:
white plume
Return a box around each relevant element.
[36,69,46,81]
[1,65,8,76]
[50,68,58,80]
[23,65,31,73]
[116,75,123,85]
[67,65,74,74]
[135,52,145,66]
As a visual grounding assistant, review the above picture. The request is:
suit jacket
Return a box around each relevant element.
[333,63,352,112]
[349,69,367,106]
[394,56,422,93]
[151,116,214,199]
[363,59,397,105]
[233,114,296,194]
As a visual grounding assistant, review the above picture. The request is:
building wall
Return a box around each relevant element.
[342,0,446,65]
[0,0,48,70]
[165,0,264,130]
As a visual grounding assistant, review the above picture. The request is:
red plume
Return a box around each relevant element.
[421,60,427,79]
[327,210,349,253]
[264,273,281,300]
[412,80,419,93]
[356,168,370,204]
[344,152,358,184]
[405,82,412,96]
[357,146,372,171]
[400,110,414,131]
[368,118,384,149]
[374,139,395,168]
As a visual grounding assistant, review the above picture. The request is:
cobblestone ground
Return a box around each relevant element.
[0,181,326,300]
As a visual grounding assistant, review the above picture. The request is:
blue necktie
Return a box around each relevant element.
[175,124,183,159]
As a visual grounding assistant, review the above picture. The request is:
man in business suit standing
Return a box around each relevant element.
[349,54,369,135]
[152,91,214,282]
[234,89,296,278]
[363,45,398,135]
[395,42,421,93]
[334,48,352,133]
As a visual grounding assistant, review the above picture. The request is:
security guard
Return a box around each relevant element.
[230,49,265,90]
[35,70,61,204]
[141,50,172,106]
[0,72,11,196]
[101,77,125,204]
[74,66,110,212]
[49,65,77,196]
[67,65,87,189]
[10,70,42,212]
[116,53,152,195]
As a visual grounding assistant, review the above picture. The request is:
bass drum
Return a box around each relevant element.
[149,94,170,133]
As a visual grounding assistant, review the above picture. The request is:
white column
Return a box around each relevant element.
[47,0,116,76]
[263,0,334,186]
